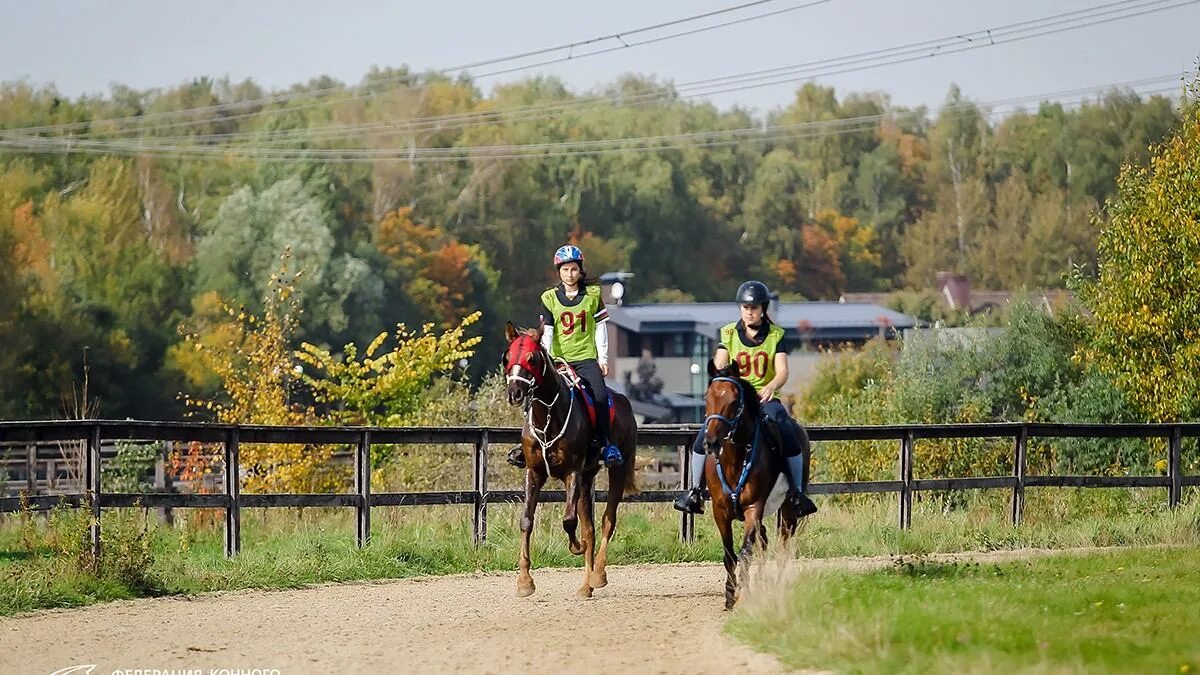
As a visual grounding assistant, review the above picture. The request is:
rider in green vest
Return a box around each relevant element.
[507,244,623,469]
[673,280,818,518]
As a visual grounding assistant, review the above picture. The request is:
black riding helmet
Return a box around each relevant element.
[735,280,771,311]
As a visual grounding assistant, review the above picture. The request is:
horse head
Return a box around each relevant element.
[503,320,550,406]
[702,359,759,455]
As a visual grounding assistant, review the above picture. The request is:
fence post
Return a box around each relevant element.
[87,425,102,566]
[679,443,695,542]
[223,428,241,557]
[898,431,913,531]
[1011,425,1028,526]
[473,429,488,547]
[1169,426,1182,509]
[25,443,36,494]
[154,441,173,526]
[356,430,372,548]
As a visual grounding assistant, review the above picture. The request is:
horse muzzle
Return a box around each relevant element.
[506,383,529,406]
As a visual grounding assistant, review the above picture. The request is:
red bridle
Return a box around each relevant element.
[504,334,545,387]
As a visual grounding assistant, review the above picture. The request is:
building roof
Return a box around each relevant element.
[607,301,918,341]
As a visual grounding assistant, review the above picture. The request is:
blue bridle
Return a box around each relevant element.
[704,376,762,517]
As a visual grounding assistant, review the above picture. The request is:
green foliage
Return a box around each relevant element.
[102,442,160,493]
[799,297,1161,479]
[196,176,381,341]
[1078,97,1200,422]
[0,72,1188,418]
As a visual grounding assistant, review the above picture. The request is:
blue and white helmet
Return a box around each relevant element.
[553,244,584,267]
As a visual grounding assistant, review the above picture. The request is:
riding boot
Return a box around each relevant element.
[783,454,819,518]
[507,445,525,469]
[591,397,623,468]
[672,451,707,514]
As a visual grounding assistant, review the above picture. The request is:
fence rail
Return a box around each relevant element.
[1,419,1196,561]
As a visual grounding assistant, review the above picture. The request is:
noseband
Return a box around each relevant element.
[704,376,746,444]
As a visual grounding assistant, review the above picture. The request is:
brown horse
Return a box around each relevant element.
[502,321,639,598]
[701,360,802,610]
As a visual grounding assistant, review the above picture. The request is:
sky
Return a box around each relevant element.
[1,0,1198,115]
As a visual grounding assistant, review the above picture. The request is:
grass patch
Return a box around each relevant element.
[728,546,1200,673]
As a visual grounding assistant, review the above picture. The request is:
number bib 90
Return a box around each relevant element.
[719,321,784,396]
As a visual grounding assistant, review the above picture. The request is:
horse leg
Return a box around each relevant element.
[563,470,584,555]
[517,467,546,598]
[592,462,625,589]
[715,505,738,611]
[738,505,765,600]
[778,493,799,542]
[576,473,597,598]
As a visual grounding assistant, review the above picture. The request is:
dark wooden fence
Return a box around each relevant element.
[1,420,1196,562]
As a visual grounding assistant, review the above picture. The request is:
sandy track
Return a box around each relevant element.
[1,562,788,675]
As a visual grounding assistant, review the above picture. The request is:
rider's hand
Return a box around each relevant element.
[599,362,609,377]
[758,385,776,403]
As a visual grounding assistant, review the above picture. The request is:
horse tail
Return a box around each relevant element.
[622,431,639,497]
[613,393,639,497]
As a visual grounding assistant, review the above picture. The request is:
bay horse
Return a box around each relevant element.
[701,360,803,610]
[502,321,639,598]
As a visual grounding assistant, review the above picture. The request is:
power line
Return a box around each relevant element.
[0,0,833,137]
[24,0,1191,149]
[1,75,1184,163]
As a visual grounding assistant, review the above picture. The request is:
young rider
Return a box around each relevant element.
[507,244,623,469]
[673,280,818,518]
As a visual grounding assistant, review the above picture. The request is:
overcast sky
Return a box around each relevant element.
[2,0,1198,114]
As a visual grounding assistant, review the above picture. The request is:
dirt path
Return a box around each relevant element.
[1,562,787,675]
[0,547,1133,675]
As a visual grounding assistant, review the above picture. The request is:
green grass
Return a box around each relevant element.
[2,487,1199,616]
[728,546,1200,674]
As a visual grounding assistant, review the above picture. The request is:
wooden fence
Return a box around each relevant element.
[0,420,1196,562]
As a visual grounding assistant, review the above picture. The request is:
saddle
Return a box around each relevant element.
[555,362,615,432]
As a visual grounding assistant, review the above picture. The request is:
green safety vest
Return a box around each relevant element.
[541,284,607,362]
[718,320,785,395]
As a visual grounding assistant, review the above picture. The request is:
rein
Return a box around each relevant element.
[706,376,762,519]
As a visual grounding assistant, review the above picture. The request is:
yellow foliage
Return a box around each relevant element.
[179,250,342,494]
[296,311,483,427]
[1079,102,1200,422]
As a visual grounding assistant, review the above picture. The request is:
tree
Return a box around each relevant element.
[1078,96,1200,421]
[195,175,382,341]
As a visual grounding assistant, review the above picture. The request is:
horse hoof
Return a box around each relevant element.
[517,578,536,598]
[590,570,608,588]
[577,585,593,599]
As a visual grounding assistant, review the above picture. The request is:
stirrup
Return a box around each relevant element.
[673,488,704,515]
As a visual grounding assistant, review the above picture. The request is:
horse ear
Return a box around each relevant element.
[505,321,518,341]
[537,315,545,335]
[707,359,718,379]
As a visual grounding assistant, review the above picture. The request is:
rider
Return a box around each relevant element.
[507,244,624,469]
[673,280,818,518]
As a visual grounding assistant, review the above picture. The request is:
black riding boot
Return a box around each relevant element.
[507,445,525,468]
